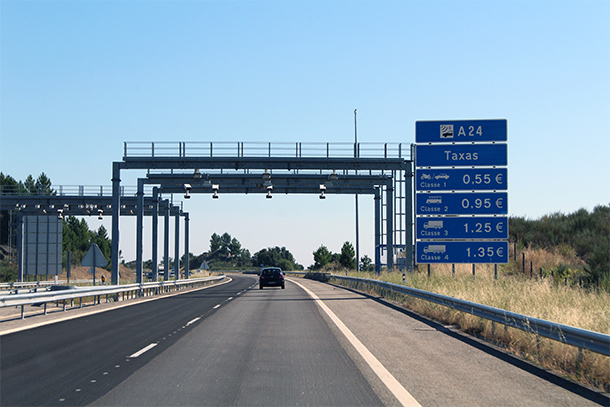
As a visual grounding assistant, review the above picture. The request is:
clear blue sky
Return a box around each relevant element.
[1,0,609,267]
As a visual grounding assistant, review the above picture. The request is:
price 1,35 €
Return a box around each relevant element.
[416,241,508,264]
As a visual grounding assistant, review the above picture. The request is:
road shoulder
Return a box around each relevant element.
[291,277,607,407]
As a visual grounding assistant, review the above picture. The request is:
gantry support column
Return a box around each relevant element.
[17,212,24,282]
[136,178,144,284]
[386,184,394,271]
[111,162,121,285]
[163,200,170,281]
[174,209,180,280]
[374,187,381,274]
[184,212,190,279]
[152,187,159,281]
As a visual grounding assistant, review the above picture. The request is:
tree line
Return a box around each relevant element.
[1,173,112,268]
[0,173,54,247]
[310,241,372,271]
[185,232,304,271]
[185,234,368,272]
[0,173,113,281]
[509,205,609,288]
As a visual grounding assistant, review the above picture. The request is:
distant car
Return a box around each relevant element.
[259,267,285,289]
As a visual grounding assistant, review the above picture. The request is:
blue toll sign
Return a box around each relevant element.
[417,192,508,215]
[417,216,508,240]
[416,119,507,143]
[416,144,508,167]
[416,241,509,264]
[415,168,507,191]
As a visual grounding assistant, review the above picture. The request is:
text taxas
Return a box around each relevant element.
[444,150,479,161]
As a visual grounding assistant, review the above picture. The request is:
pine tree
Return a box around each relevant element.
[339,242,356,269]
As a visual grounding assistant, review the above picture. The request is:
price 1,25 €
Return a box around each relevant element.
[417,192,508,215]
[417,216,508,239]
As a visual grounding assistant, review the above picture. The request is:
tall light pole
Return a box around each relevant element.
[354,109,360,271]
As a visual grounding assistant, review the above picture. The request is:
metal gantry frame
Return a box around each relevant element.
[138,186,189,284]
[133,173,395,284]
[1,142,414,285]
[113,141,414,285]
[0,192,185,282]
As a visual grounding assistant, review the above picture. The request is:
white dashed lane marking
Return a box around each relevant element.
[55,285,249,404]
[186,317,201,326]
[129,343,158,358]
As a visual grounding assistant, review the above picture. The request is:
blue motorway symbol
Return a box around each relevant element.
[416,143,508,167]
[416,241,509,264]
[416,168,508,191]
[416,216,508,240]
[416,119,507,143]
[417,192,508,215]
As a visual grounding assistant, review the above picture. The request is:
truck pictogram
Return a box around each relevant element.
[423,220,443,229]
[423,245,446,254]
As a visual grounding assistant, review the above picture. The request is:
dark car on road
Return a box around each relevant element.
[259,267,285,289]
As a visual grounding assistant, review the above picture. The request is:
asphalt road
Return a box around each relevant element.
[0,275,606,406]
[1,276,382,406]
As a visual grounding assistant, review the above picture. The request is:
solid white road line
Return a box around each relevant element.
[129,343,158,358]
[291,279,421,407]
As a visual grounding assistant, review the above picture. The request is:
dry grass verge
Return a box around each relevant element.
[337,267,610,393]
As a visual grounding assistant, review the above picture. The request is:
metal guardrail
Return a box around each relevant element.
[0,276,226,319]
[0,281,55,291]
[284,271,307,277]
[329,275,610,357]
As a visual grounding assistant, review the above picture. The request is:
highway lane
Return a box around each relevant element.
[0,276,256,406]
[1,275,384,406]
[89,276,384,406]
